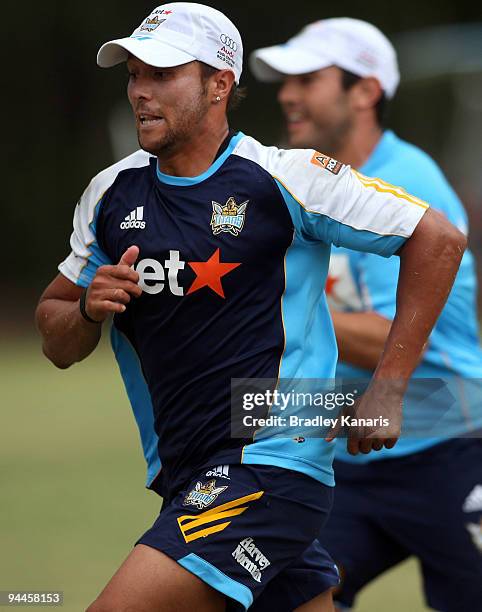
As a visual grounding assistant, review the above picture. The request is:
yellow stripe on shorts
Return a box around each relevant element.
[177,490,264,543]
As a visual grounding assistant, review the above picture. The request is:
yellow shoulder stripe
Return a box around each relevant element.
[352,170,429,210]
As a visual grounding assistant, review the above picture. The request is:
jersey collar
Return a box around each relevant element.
[156,131,244,187]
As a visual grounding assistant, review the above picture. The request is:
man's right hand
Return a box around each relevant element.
[84,246,142,322]
[325,378,404,454]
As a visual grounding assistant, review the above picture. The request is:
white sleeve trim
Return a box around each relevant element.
[58,150,152,285]
[233,135,428,240]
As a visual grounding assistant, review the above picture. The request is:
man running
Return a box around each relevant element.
[37,6,465,611]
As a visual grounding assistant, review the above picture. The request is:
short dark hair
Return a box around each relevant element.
[199,62,246,111]
[340,69,388,127]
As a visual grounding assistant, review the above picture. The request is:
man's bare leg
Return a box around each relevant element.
[294,588,336,612]
[86,544,225,612]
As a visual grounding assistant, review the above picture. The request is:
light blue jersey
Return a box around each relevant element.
[330,131,482,463]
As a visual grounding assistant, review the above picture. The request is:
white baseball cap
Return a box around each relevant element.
[97,3,243,84]
[250,18,399,98]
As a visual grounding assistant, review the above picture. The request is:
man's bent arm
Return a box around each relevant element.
[374,207,466,384]
[36,246,141,369]
[326,208,466,453]
[36,275,102,369]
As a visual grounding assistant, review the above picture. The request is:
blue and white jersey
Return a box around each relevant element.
[330,130,482,463]
[59,131,427,495]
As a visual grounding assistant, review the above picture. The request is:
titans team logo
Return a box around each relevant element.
[183,480,228,509]
[140,15,165,32]
[139,9,173,32]
[211,197,248,236]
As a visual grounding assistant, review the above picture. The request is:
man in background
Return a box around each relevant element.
[251,18,482,612]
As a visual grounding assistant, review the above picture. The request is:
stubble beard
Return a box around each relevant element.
[314,116,353,158]
[137,86,210,157]
[289,101,354,157]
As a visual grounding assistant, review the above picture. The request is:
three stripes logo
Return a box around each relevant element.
[205,465,230,479]
[120,206,146,230]
[177,490,264,544]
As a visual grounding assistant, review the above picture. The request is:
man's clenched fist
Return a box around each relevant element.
[83,246,142,322]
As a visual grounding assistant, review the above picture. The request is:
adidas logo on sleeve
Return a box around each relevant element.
[120,206,146,230]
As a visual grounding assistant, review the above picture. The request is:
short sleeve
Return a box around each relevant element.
[250,143,429,257]
[58,149,152,287]
[58,182,112,288]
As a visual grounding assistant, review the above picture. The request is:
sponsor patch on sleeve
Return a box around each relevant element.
[310,152,343,175]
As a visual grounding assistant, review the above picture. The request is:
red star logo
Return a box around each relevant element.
[187,249,241,298]
[325,274,339,296]
[164,10,173,14]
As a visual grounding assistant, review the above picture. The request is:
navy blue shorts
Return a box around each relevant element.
[138,463,339,610]
[324,439,482,612]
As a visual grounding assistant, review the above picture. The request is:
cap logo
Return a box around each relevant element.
[140,16,165,32]
[218,50,235,68]
[220,34,238,52]
[356,50,377,68]
[140,9,173,33]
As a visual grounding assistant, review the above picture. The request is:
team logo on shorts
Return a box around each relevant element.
[310,152,343,175]
[211,197,248,236]
[183,479,228,509]
[465,519,482,553]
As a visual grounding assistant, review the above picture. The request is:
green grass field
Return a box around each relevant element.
[1,336,430,611]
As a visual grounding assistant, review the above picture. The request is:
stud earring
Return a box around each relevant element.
[215,96,221,103]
